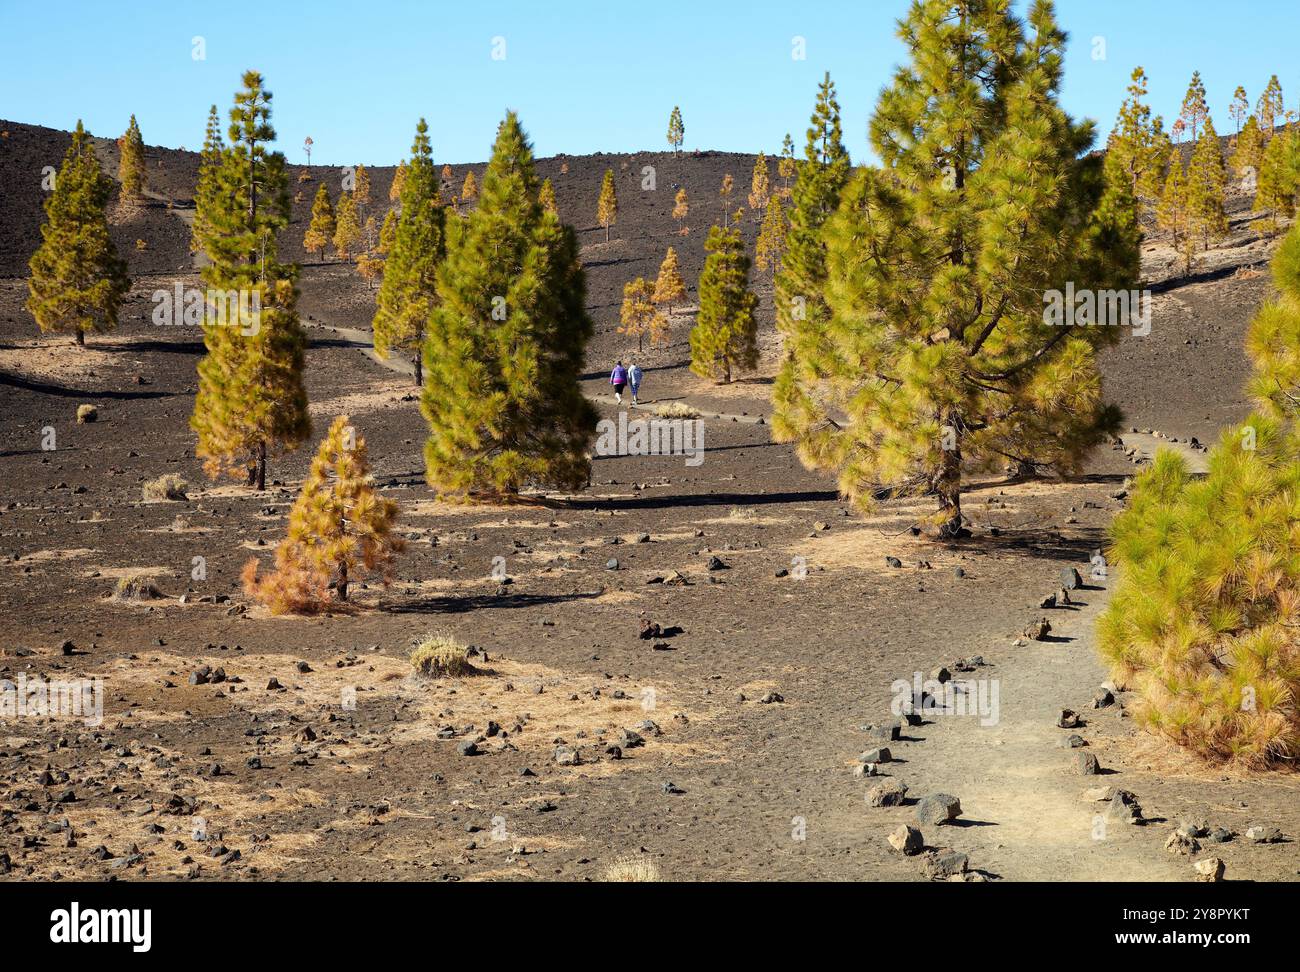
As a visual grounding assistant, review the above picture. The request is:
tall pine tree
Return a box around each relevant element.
[421,112,596,497]
[117,114,146,201]
[597,168,618,242]
[27,121,130,346]
[778,0,1134,537]
[303,182,335,261]
[1187,115,1228,248]
[373,118,446,385]
[191,105,224,255]
[1105,67,1169,207]
[190,71,310,490]
[689,223,758,383]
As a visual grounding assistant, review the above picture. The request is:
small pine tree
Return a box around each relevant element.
[440,163,453,189]
[667,106,685,157]
[1157,151,1193,272]
[460,169,478,202]
[353,163,372,216]
[333,190,361,259]
[619,277,667,351]
[1258,74,1285,137]
[422,112,596,497]
[303,182,335,262]
[190,71,310,491]
[755,194,789,279]
[597,168,618,242]
[1229,85,1250,134]
[1179,70,1209,141]
[1106,67,1170,207]
[27,121,131,346]
[1187,115,1229,248]
[373,117,446,386]
[1100,224,1300,766]
[1254,129,1298,235]
[778,133,796,193]
[377,207,398,254]
[243,415,403,611]
[117,114,146,200]
[1232,114,1265,181]
[539,177,558,215]
[389,160,408,206]
[689,223,757,383]
[672,187,689,231]
[652,246,686,315]
[191,105,225,254]
[747,152,770,215]
[719,174,734,226]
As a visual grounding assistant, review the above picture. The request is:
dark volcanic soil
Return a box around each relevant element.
[0,119,1297,883]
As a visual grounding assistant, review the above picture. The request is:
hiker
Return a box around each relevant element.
[628,362,643,405]
[610,360,628,404]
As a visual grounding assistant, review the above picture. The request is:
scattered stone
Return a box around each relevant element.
[1206,827,1233,844]
[866,780,908,808]
[1057,709,1081,729]
[1165,831,1200,856]
[1245,825,1282,844]
[1060,566,1083,590]
[758,690,784,704]
[1194,858,1225,882]
[706,555,728,571]
[1093,688,1115,709]
[888,825,924,856]
[456,741,478,757]
[860,747,892,765]
[1024,617,1052,641]
[1081,786,1114,802]
[661,781,685,794]
[553,746,581,766]
[1076,751,1100,775]
[916,793,961,825]
[922,849,968,879]
[885,556,903,569]
[605,558,619,570]
[1039,593,1057,609]
[1059,734,1086,749]
[1106,790,1143,825]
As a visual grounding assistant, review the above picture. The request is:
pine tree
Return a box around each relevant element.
[719,174,734,226]
[755,193,789,279]
[303,182,335,262]
[1230,85,1250,134]
[667,106,685,157]
[377,207,398,254]
[190,71,310,491]
[1179,70,1209,141]
[460,169,478,203]
[777,1,1134,537]
[1106,67,1170,207]
[353,163,372,218]
[778,133,796,194]
[1232,114,1265,181]
[597,168,617,242]
[1100,224,1300,766]
[373,118,446,385]
[652,246,686,315]
[117,114,146,200]
[333,190,361,259]
[1258,74,1285,137]
[539,177,558,215]
[672,187,689,231]
[243,415,403,611]
[747,152,770,215]
[191,105,225,254]
[440,163,453,189]
[771,72,851,453]
[1254,129,1298,235]
[619,277,667,351]
[1157,151,1194,272]
[26,121,130,347]
[389,160,408,206]
[422,111,596,496]
[689,223,757,383]
[1187,115,1228,248]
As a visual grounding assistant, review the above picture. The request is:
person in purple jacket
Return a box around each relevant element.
[610,361,628,404]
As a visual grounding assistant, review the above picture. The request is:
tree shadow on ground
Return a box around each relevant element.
[0,371,174,400]
[387,589,602,615]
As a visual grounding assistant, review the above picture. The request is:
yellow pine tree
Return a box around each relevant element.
[461,169,478,202]
[353,163,372,216]
[672,187,689,232]
[539,177,558,215]
[755,194,788,279]
[620,277,667,351]
[303,182,335,262]
[597,168,617,242]
[652,246,686,315]
[719,174,734,225]
[1253,130,1298,235]
[389,160,408,206]
[333,190,361,259]
[747,152,770,216]
[244,415,403,612]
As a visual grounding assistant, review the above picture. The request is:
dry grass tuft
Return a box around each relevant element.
[654,401,699,419]
[603,856,662,882]
[142,474,188,501]
[410,634,476,678]
[113,574,162,601]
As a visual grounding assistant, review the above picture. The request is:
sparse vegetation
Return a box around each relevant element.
[603,856,661,882]
[410,634,474,678]
[142,474,188,501]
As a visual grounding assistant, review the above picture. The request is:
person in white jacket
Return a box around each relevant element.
[627,362,643,405]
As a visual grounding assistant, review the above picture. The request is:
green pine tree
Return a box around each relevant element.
[333,190,361,260]
[1257,74,1285,138]
[26,121,131,346]
[777,0,1133,537]
[1105,67,1170,207]
[1232,114,1265,181]
[689,223,758,383]
[191,105,225,255]
[421,112,596,497]
[667,106,685,157]
[190,71,310,491]
[1157,150,1194,272]
[1187,115,1228,249]
[117,114,146,200]
[1100,223,1300,767]
[1179,70,1209,141]
[373,118,446,386]
[1254,129,1298,235]
[771,72,852,455]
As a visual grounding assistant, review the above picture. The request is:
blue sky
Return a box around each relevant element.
[1,0,1297,166]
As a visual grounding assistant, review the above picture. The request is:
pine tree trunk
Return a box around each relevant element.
[413,351,422,387]
[256,441,266,491]
[75,329,85,347]
[935,416,963,539]
[338,559,348,602]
